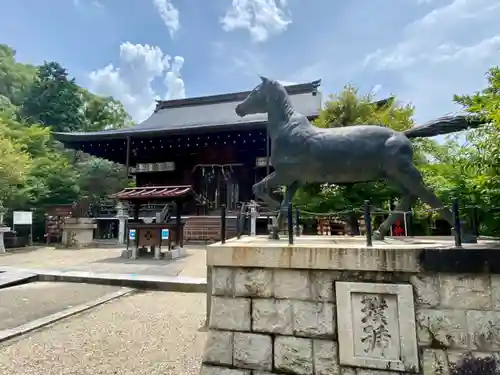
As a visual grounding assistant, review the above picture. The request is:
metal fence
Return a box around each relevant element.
[218,198,485,248]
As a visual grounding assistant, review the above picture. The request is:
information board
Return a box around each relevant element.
[128,229,136,240]
[13,211,33,225]
[161,229,169,240]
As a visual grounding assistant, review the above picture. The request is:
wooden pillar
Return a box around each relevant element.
[125,136,131,178]
[176,200,182,248]
[133,204,139,221]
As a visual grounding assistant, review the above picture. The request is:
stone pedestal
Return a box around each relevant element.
[61,218,97,248]
[249,202,258,236]
[0,226,11,253]
[202,235,500,375]
[116,202,128,245]
[154,246,161,260]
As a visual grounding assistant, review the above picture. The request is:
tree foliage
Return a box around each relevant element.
[20,61,88,132]
[451,67,500,234]
[0,44,131,232]
[0,45,36,106]
[0,120,31,208]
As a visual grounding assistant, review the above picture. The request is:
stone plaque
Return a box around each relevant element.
[336,282,419,373]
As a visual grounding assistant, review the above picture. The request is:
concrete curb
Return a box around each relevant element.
[0,246,55,254]
[0,271,38,289]
[0,287,135,344]
[0,266,207,293]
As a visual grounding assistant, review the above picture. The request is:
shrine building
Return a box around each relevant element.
[53,80,322,241]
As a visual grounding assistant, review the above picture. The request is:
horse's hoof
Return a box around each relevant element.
[372,231,384,241]
[268,225,280,240]
[268,233,280,240]
[461,233,478,244]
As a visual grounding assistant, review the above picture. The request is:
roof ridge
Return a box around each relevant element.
[154,79,321,112]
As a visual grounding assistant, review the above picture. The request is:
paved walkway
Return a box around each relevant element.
[0,246,207,277]
[0,246,208,375]
[0,282,122,331]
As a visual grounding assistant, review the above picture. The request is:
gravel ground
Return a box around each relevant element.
[0,291,207,375]
[0,247,209,375]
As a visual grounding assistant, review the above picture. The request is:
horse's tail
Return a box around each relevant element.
[403,114,487,139]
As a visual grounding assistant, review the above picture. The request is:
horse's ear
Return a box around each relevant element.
[260,75,269,83]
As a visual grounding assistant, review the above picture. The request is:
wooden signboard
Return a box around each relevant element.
[46,205,73,217]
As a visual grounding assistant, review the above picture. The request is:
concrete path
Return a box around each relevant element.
[0,246,206,274]
[0,282,123,331]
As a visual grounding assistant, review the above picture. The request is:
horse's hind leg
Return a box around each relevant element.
[270,181,300,240]
[388,162,477,243]
[373,186,416,240]
[252,172,281,209]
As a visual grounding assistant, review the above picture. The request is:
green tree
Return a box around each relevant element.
[0,120,31,210]
[0,45,36,106]
[0,44,132,235]
[20,61,88,132]
[80,92,133,131]
[0,95,17,119]
[453,66,500,235]
[77,158,128,206]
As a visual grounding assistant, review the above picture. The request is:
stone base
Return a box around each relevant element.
[61,218,97,248]
[0,227,11,253]
[164,246,187,260]
[121,246,187,261]
[202,235,500,375]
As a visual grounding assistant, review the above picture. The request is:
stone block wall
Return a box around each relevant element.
[201,267,500,375]
[413,273,500,375]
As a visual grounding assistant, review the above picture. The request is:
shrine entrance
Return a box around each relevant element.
[193,163,247,213]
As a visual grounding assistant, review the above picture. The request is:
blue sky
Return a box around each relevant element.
[1,0,499,124]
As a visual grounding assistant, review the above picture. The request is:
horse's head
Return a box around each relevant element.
[235,76,276,117]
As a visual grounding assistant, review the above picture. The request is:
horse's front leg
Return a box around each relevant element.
[270,181,300,240]
[252,172,281,210]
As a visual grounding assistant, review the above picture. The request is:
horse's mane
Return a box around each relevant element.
[266,80,295,118]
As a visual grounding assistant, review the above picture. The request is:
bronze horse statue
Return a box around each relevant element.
[235,76,484,242]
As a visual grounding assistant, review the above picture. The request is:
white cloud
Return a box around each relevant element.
[277,80,298,86]
[164,56,186,100]
[87,42,186,122]
[364,0,500,70]
[360,0,500,122]
[153,0,180,37]
[73,0,103,9]
[371,84,382,95]
[433,35,500,62]
[221,0,291,42]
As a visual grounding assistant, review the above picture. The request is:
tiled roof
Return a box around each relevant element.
[52,80,322,142]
